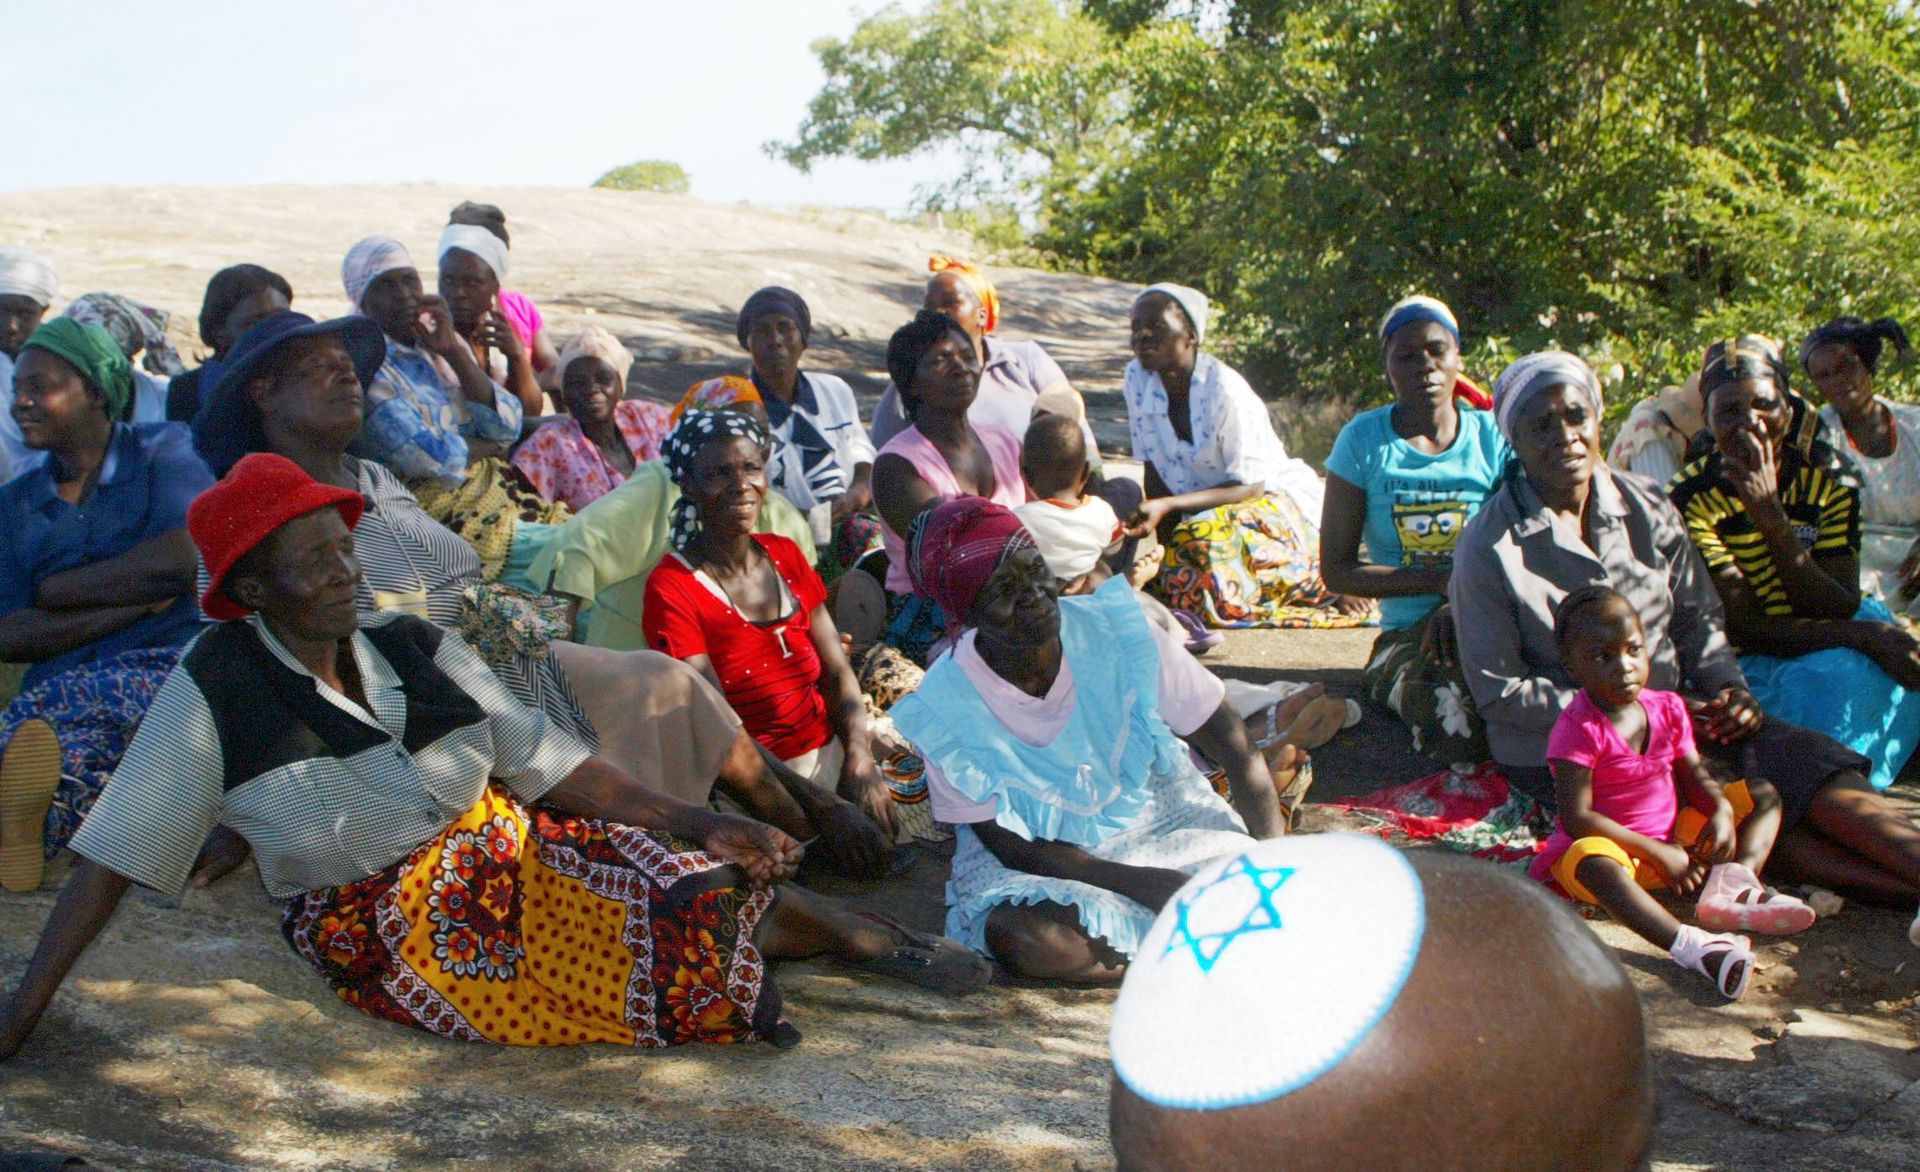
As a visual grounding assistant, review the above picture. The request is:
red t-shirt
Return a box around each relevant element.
[642,534,832,760]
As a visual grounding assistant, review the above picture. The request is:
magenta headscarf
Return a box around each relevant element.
[908,496,1038,632]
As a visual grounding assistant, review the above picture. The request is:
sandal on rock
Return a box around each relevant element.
[1273,753,1315,830]
[0,720,61,894]
[1670,925,1754,1000]
[848,912,994,995]
[1253,696,1349,757]
[1695,862,1816,936]
[1172,609,1223,656]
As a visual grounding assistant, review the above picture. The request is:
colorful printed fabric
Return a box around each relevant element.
[1330,764,1551,868]
[357,336,523,483]
[411,457,572,582]
[927,255,999,333]
[63,292,186,376]
[281,785,785,1048]
[510,399,674,510]
[1361,613,1489,766]
[905,495,1037,632]
[671,376,761,425]
[0,647,182,856]
[1154,491,1375,629]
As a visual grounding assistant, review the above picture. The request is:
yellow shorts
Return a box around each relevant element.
[1551,780,1755,905]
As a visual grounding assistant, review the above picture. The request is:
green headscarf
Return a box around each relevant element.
[20,318,135,421]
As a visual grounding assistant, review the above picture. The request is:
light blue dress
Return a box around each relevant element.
[892,580,1251,957]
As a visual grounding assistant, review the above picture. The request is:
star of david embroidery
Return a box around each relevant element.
[1163,854,1295,974]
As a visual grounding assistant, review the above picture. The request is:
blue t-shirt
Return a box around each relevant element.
[0,422,215,687]
[1325,405,1510,630]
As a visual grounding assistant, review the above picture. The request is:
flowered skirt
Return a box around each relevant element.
[0,647,182,856]
[1154,491,1374,629]
[1361,610,1488,767]
[282,785,785,1048]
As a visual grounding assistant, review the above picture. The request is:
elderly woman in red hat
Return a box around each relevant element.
[887,497,1306,983]
[0,455,989,1062]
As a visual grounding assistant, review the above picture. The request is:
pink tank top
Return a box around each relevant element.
[877,424,1028,593]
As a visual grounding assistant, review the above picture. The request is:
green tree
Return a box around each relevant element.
[594,160,691,194]
[784,0,1920,446]
[770,0,1129,211]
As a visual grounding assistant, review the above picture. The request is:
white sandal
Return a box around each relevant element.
[1670,924,1754,1000]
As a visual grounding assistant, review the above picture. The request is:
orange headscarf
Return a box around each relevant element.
[670,375,762,425]
[928,255,1000,335]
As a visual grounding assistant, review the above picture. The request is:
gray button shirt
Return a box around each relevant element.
[1449,465,1746,767]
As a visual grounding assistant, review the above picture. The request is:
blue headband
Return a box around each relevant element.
[1380,295,1460,347]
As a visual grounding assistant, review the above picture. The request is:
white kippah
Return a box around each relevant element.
[1109,833,1425,1110]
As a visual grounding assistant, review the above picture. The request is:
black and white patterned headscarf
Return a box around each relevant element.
[663,410,770,550]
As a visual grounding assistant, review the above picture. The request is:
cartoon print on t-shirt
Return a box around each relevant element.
[1391,497,1471,567]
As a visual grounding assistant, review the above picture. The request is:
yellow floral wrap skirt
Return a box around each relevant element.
[281,786,783,1048]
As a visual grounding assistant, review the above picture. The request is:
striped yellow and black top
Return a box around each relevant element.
[1668,450,1860,617]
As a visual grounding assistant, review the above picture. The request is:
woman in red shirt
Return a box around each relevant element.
[645,411,895,839]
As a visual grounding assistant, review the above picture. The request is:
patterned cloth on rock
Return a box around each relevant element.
[0,647,181,856]
[1361,607,1488,765]
[411,457,572,584]
[1156,490,1373,629]
[1330,764,1551,868]
[283,784,783,1047]
[511,399,674,511]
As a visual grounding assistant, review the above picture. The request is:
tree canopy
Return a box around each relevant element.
[781,0,1920,430]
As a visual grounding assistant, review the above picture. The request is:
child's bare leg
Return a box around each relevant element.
[1575,856,1682,951]
[1733,780,1784,873]
[983,901,1128,984]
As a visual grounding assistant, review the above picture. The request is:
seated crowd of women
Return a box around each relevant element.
[0,218,1917,1067]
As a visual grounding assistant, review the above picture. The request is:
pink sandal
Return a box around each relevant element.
[1670,924,1754,1000]
[1695,863,1816,936]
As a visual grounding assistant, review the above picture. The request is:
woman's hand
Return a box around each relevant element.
[189,825,251,888]
[414,295,462,357]
[1124,498,1175,539]
[837,747,896,840]
[1421,604,1459,667]
[1693,686,1762,744]
[698,813,803,891]
[1721,427,1787,524]
[1121,867,1195,913]
[474,309,525,363]
[1856,621,1920,690]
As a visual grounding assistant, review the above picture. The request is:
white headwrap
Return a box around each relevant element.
[341,236,414,311]
[558,325,633,385]
[437,224,509,283]
[1137,282,1211,348]
[1491,350,1603,440]
[1110,834,1425,1110]
[0,247,59,307]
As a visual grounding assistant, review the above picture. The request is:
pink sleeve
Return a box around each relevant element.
[1545,701,1604,768]
[924,758,999,823]
[510,426,562,501]
[497,290,544,350]
[1148,607,1227,736]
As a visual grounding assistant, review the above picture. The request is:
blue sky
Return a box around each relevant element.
[0,0,949,212]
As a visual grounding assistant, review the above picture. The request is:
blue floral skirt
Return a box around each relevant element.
[0,647,183,855]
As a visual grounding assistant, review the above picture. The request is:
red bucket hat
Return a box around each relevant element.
[188,453,365,621]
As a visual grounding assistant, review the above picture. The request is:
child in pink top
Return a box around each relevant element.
[1535,586,1813,1000]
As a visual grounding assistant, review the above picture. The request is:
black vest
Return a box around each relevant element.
[183,616,488,792]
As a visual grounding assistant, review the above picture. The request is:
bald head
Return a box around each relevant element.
[1110,846,1651,1171]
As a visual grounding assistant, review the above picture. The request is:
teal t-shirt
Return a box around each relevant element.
[1325,405,1511,630]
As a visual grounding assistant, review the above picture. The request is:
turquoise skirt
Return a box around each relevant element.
[1740,597,1920,790]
